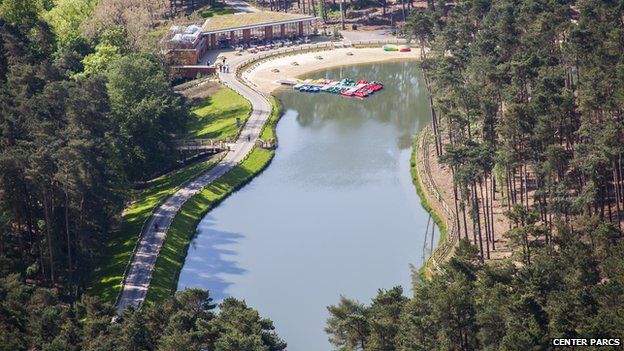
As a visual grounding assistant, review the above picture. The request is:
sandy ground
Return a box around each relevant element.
[421,127,513,261]
[241,47,421,93]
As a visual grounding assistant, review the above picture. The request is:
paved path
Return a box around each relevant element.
[117,57,272,312]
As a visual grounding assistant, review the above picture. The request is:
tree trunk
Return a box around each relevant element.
[614,163,622,226]
[472,181,485,260]
[42,188,56,286]
[461,199,469,240]
[401,0,406,23]
[64,182,74,306]
[479,178,490,259]
[523,164,530,209]
[340,0,345,29]
[453,180,461,239]
[490,173,496,250]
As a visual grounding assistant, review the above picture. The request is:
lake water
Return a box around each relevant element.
[178,61,435,351]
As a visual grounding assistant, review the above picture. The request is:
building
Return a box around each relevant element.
[165,11,317,66]
[165,24,207,66]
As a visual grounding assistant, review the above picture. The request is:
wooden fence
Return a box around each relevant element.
[417,125,460,268]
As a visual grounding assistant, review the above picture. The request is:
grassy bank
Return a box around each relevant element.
[186,87,252,140]
[410,128,449,277]
[144,148,275,304]
[259,97,282,142]
[89,157,220,301]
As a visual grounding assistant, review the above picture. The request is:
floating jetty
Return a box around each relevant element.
[292,78,383,99]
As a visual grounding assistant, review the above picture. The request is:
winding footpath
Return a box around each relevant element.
[117,60,272,312]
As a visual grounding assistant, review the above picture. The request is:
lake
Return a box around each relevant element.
[178,61,435,351]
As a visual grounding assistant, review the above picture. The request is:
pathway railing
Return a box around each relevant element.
[417,125,460,268]
[174,138,230,152]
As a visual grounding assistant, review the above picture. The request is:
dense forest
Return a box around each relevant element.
[420,0,624,262]
[0,1,287,349]
[2,0,624,349]
[0,278,286,351]
[325,0,624,350]
[0,0,187,301]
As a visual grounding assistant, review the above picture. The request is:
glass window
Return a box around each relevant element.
[273,25,282,38]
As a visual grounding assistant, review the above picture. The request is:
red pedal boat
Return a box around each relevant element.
[340,90,354,97]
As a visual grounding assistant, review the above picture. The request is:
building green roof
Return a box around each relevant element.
[202,11,315,33]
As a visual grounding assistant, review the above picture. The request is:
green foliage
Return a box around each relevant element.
[0,0,45,27]
[326,296,370,350]
[406,9,434,51]
[106,53,188,180]
[78,42,122,77]
[328,232,624,350]
[75,26,130,78]
[0,8,190,306]
[43,0,96,45]
[146,148,275,303]
[0,19,125,298]
[0,276,286,351]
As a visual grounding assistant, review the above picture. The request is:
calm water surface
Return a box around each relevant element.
[178,61,435,351]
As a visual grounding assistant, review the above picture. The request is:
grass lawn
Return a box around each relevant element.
[259,97,282,142]
[145,148,275,304]
[199,3,235,18]
[186,87,252,140]
[202,11,311,31]
[88,157,220,302]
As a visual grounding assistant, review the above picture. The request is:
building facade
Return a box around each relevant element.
[165,11,317,66]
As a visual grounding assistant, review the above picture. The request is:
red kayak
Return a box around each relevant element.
[340,90,354,97]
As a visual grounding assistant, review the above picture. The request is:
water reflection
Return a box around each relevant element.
[178,61,434,351]
[184,216,246,301]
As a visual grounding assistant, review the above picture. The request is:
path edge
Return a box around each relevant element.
[143,98,285,304]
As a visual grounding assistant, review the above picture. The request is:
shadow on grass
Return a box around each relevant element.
[186,90,252,140]
[191,96,214,109]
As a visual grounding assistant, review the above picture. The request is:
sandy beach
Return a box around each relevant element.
[240,47,421,93]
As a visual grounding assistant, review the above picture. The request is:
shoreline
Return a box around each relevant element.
[239,47,421,94]
[411,125,454,277]
[144,98,285,303]
[238,49,455,271]
[239,48,453,271]
[138,49,427,304]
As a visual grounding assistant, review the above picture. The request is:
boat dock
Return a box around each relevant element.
[291,78,384,99]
